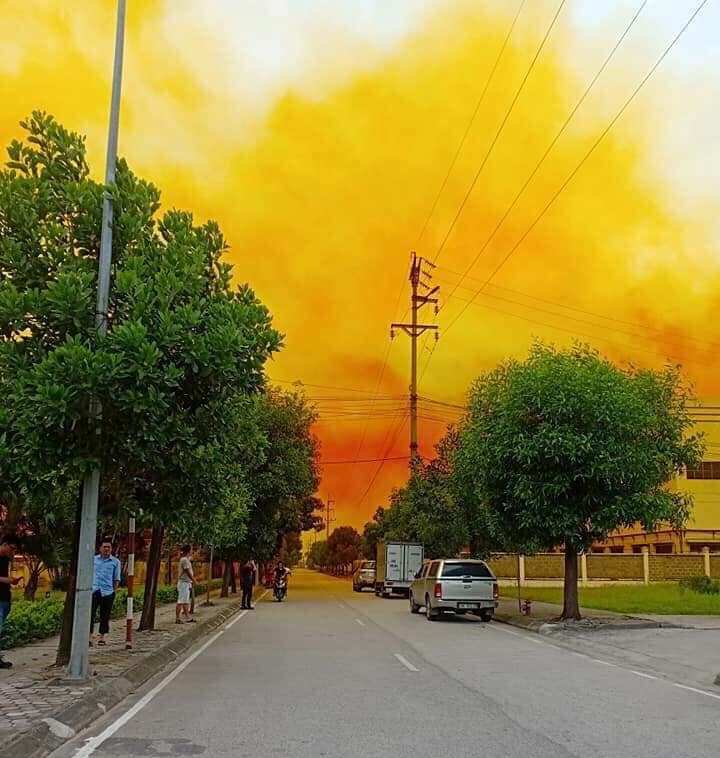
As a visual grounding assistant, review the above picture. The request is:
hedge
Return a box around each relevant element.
[1,579,224,650]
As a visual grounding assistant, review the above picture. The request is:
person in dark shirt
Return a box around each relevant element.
[240,559,256,610]
[0,535,21,670]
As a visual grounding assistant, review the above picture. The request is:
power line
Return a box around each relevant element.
[355,414,410,510]
[321,455,410,465]
[440,0,648,309]
[433,265,720,351]
[414,0,527,250]
[431,0,567,265]
[441,0,709,341]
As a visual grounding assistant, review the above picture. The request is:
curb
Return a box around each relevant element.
[494,612,668,635]
[0,599,245,758]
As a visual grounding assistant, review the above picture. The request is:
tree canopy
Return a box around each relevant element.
[454,342,703,618]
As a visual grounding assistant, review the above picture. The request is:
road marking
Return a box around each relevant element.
[570,652,588,659]
[394,654,419,672]
[355,618,366,627]
[72,598,262,757]
[672,683,720,702]
[630,670,659,681]
[592,659,618,667]
[526,637,545,645]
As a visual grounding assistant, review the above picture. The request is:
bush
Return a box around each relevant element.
[1,579,225,649]
[0,597,65,649]
[679,576,720,595]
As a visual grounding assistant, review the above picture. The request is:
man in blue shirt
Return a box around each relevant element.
[91,537,121,646]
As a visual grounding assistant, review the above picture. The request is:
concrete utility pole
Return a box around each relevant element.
[68,0,127,680]
[325,497,335,540]
[125,515,135,650]
[391,253,439,467]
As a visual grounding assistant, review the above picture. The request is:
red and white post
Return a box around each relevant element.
[125,515,135,650]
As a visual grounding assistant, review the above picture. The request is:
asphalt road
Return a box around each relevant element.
[53,570,720,758]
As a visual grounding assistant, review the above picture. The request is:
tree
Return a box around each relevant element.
[307,540,330,570]
[454,342,703,619]
[361,510,385,560]
[279,532,302,567]
[379,433,469,560]
[327,526,361,573]
[0,113,282,645]
[238,390,319,563]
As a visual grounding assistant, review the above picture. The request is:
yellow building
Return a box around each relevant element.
[593,404,720,554]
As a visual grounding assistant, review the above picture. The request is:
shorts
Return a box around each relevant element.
[177,582,192,604]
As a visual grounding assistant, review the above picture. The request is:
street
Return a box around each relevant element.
[52,570,719,758]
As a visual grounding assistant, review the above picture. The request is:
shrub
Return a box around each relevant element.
[2,578,225,649]
[679,576,720,595]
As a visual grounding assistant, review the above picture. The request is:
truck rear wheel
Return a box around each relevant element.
[409,593,420,614]
[425,596,439,621]
[479,610,493,622]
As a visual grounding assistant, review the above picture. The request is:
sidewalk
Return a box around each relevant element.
[494,598,720,690]
[0,590,241,743]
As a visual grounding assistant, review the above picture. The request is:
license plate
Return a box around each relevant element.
[458,602,478,609]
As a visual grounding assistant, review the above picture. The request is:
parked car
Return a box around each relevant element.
[409,559,499,622]
[353,560,376,592]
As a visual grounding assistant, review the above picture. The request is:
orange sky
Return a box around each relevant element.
[2,1,719,529]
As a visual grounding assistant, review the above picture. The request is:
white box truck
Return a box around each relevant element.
[375,542,424,598]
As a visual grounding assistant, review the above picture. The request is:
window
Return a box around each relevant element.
[440,561,493,578]
[686,461,720,479]
[632,545,646,554]
[427,561,440,578]
[610,546,624,554]
[654,543,673,554]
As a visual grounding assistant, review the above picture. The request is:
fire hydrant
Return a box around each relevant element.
[520,599,532,616]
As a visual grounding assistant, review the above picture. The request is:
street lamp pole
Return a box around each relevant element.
[67,0,127,680]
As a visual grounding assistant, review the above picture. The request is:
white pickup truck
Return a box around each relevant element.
[409,558,499,622]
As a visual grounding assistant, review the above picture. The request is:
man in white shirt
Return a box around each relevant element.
[176,545,195,624]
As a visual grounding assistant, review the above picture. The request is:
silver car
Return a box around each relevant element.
[409,559,499,621]
[353,560,376,592]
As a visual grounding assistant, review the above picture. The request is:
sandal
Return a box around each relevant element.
[97,639,107,646]
[175,619,184,625]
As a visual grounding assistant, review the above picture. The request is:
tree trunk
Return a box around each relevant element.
[220,560,231,598]
[561,543,581,620]
[56,484,84,667]
[229,560,237,594]
[23,560,42,601]
[139,524,164,631]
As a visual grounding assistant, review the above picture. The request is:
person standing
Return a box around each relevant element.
[91,537,121,646]
[176,545,196,623]
[240,559,256,610]
[0,535,21,669]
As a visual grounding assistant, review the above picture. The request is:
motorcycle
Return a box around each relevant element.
[273,577,288,602]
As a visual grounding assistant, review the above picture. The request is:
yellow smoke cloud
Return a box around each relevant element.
[2,1,718,527]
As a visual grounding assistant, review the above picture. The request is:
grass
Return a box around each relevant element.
[503,583,720,615]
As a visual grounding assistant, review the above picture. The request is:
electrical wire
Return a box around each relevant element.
[440,0,648,308]
[414,0,527,251]
[441,0,710,341]
[431,0,567,265]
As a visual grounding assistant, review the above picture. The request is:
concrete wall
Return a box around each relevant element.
[648,554,705,582]
[587,555,643,581]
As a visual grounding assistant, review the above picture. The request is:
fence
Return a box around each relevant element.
[487,549,718,585]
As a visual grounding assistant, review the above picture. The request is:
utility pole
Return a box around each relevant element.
[68,0,127,680]
[391,252,439,467]
[325,497,335,540]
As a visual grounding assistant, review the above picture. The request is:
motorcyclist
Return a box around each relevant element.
[273,561,291,599]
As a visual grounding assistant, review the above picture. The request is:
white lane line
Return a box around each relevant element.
[223,610,247,630]
[355,618,366,627]
[73,600,259,757]
[394,653,419,672]
[672,683,720,702]
[592,659,618,667]
[630,670,659,681]
[526,637,545,645]
[570,652,589,659]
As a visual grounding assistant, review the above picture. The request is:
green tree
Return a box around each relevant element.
[0,113,281,646]
[454,342,703,619]
[380,433,469,559]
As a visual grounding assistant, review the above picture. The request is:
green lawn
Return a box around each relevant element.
[503,583,720,615]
